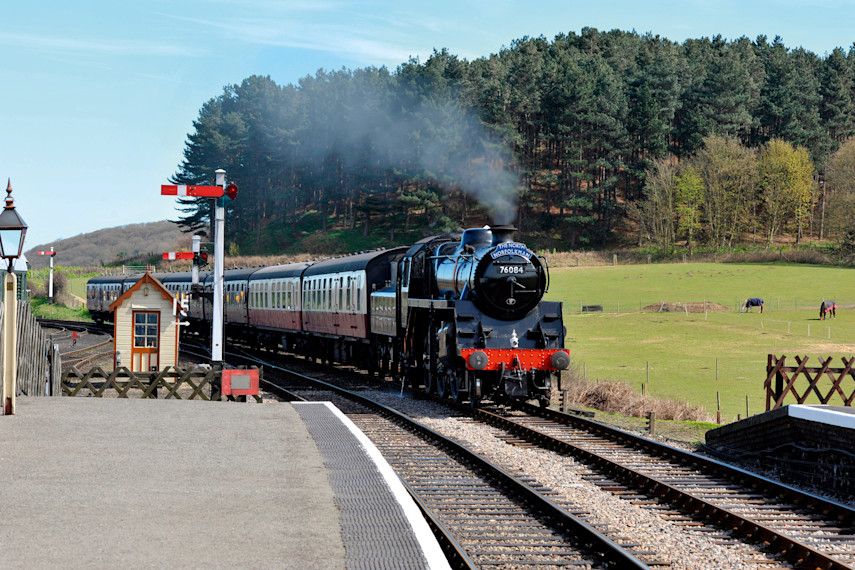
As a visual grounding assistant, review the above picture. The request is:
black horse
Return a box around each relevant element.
[820,300,837,320]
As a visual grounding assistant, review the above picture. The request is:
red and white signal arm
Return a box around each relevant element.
[222,369,259,396]
[161,184,224,198]
[163,252,195,261]
[37,251,57,257]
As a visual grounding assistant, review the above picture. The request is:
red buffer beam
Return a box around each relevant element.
[161,185,224,198]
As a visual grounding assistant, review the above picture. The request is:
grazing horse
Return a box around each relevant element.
[742,298,764,313]
[820,300,837,320]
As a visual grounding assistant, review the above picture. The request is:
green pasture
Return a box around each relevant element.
[547,262,855,422]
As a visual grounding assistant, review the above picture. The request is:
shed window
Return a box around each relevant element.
[134,312,159,348]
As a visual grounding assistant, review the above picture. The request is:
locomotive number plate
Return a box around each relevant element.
[497,265,525,274]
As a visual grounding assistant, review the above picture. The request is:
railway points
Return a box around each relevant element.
[0,397,447,569]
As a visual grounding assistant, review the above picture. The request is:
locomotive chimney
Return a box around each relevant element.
[490,224,516,246]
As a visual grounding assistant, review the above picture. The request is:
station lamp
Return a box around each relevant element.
[0,179,27,272]
[1,179,25,415]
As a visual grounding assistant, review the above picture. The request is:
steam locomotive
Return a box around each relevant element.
[87,225,569,406]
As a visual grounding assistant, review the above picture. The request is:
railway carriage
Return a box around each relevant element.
[244,262,310,352]
[222,267,257,327]
[157,271,194,310]
[188,270,212,323]
[300,248,408,368]
[87,274,141,323]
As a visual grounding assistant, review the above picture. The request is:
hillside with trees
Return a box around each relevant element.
[169,29,855,257]
[25,221,187,269]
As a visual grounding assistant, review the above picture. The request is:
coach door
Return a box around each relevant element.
[132,311,160,371]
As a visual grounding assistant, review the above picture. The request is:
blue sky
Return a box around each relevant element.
[3,0,855,252]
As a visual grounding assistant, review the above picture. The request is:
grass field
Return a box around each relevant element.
[547,262,855,422]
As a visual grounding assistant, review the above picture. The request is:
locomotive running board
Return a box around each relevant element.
[407,298,451,309]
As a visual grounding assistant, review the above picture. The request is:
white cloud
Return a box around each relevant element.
[0,31,203,58]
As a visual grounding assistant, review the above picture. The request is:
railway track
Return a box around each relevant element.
[260,371,651,569]
[38,318,113,368]
[238,345,855,569]
[468,401,855,569]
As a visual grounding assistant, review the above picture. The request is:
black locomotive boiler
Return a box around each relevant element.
[87,225,569,406]
[393,224,568,406]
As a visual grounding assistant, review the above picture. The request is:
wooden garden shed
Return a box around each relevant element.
[109,272,179,372]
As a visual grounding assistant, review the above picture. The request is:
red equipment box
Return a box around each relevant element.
[221,369,259,396]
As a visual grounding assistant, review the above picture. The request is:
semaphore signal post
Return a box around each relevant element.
[37,247,57,304]
[160,173,237,368]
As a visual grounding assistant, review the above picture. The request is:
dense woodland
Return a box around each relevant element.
[170,28,855,255]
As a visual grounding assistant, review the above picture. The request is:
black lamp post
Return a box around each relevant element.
[1,179,26,415]
[0,179,27,272]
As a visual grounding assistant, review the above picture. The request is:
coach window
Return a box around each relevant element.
[345,277,351,311]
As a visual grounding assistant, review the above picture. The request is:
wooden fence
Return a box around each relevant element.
[0,301,60,404]
[61,366,262,401]
[765,354,855,410]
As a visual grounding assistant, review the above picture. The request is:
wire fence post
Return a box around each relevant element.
[716,391,721,424]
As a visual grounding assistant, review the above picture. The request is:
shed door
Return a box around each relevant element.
[132,311,160,372]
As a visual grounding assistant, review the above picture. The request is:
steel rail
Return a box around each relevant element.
[513,399,855,528]
[252,362,649,569]
[476,401,855,570]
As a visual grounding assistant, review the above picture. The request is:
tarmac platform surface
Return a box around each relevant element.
[0,397,448,569]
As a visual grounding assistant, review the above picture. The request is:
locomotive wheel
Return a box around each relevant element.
[469,374,482,407]
[449,370,461,402]
[421,335,435,394]
[436,368,448,399]
[423,362,434,393]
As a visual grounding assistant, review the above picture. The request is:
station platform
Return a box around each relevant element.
[0,397,449,569]
[705,404,855,495]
